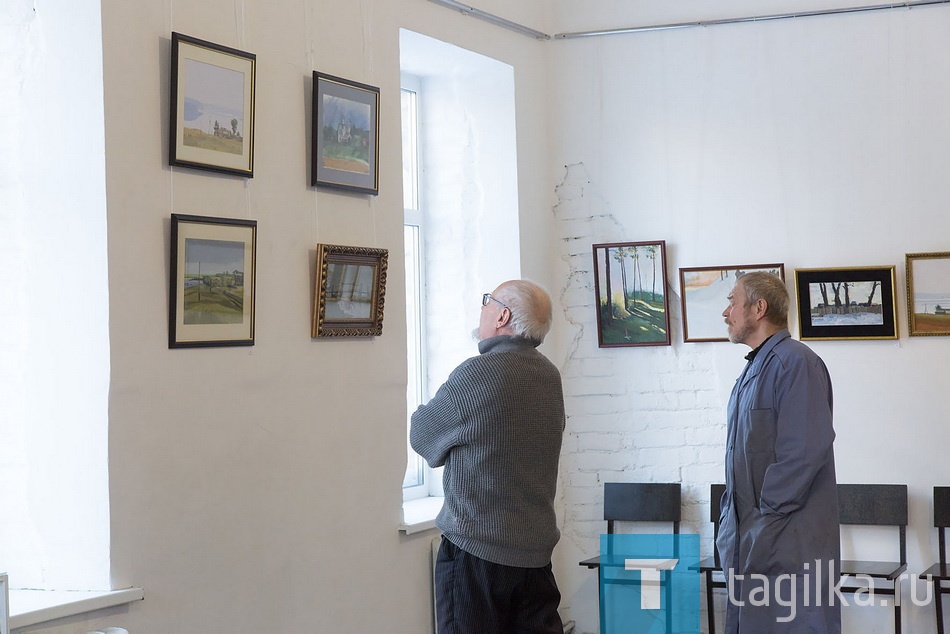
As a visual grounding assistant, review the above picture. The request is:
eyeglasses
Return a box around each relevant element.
[482,293,510,310]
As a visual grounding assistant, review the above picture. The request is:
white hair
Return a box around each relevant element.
[494,280,553,343]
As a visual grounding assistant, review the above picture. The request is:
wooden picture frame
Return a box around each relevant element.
[311,72,380,194]
[592,241,671,347]
[906,251,950,337]
[170,32,256,177]
[679,263,785,342]
[794,266,898,341]
[312,244,388,338]
[169,214,257,348]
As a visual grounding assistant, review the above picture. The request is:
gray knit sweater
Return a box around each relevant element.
[410,335,565,568]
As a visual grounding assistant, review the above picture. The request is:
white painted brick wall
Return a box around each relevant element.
[553,163,728,632]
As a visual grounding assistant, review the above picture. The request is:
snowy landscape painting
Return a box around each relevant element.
[906,252,950,336]
[806,280,884,325]
[680,264,784,342]
[592,241,670,347]
[795,267,898,340]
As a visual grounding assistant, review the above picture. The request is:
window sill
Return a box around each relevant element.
[399,496,443,534]
[9,587,144,630]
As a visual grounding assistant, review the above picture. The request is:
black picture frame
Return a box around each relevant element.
[592,241,671,348]
[169,214,257,348]
[312,244,388,337]
[169,32,256,177]
[311,71,380,195]
[794,266,898,341]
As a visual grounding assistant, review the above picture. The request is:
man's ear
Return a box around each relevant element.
[497,307,512,328]
[754,298,769,321]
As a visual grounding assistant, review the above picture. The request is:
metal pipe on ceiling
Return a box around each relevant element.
[426,0,950,41]
[555,0,950,39]
[426,0,550,40]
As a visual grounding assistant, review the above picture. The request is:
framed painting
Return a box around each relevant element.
[592,241,671,347]
[906,252,950,336]
[794,266,898,341]
[312,244,388,337]
[679,263,785,342]
[169,214,257,348]
[311,72,380,195]
[169,32,256,177]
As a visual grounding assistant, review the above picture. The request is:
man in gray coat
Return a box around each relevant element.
[410,280,565,634]
[717,271,841,633]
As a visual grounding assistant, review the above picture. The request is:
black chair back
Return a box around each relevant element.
[709,483,726,522]
[709,483,726,566]
[935,487,950,529]
[603,482,681,534]
[838,484,908,526]
[936,486,950,568]
[838,483,908,569]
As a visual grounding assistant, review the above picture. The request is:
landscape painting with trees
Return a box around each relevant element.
[592,241,670,347]
[182,59,246,156]
[806,280,884,326]
[311,72,379,195]
[321,95,371,175]
[170,33,256,177]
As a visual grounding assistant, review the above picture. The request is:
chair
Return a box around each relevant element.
[697,483,726,634]
[837,483,908,634]
[579,482,681,634]
[921,486,950,633]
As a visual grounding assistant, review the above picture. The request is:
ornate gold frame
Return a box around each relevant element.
[311,244,388,338]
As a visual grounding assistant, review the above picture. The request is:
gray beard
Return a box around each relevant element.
[728,323,753,345]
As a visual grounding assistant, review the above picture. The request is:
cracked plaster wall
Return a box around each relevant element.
[551,163,726,631]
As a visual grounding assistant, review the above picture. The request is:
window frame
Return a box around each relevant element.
[401,76,434,501]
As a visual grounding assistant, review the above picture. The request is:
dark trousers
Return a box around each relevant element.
[435,536,562,634]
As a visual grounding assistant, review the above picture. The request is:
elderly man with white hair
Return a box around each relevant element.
[411,279,566,634]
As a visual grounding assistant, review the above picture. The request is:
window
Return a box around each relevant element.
[399,30,522,513]
[0,0,111,590]
[402,80,428,498]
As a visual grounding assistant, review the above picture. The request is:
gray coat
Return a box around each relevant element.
[716,329,841,633]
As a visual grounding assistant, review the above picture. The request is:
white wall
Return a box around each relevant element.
[547,3,950,633]
[0,0,111,590]
[5,1,552,633]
